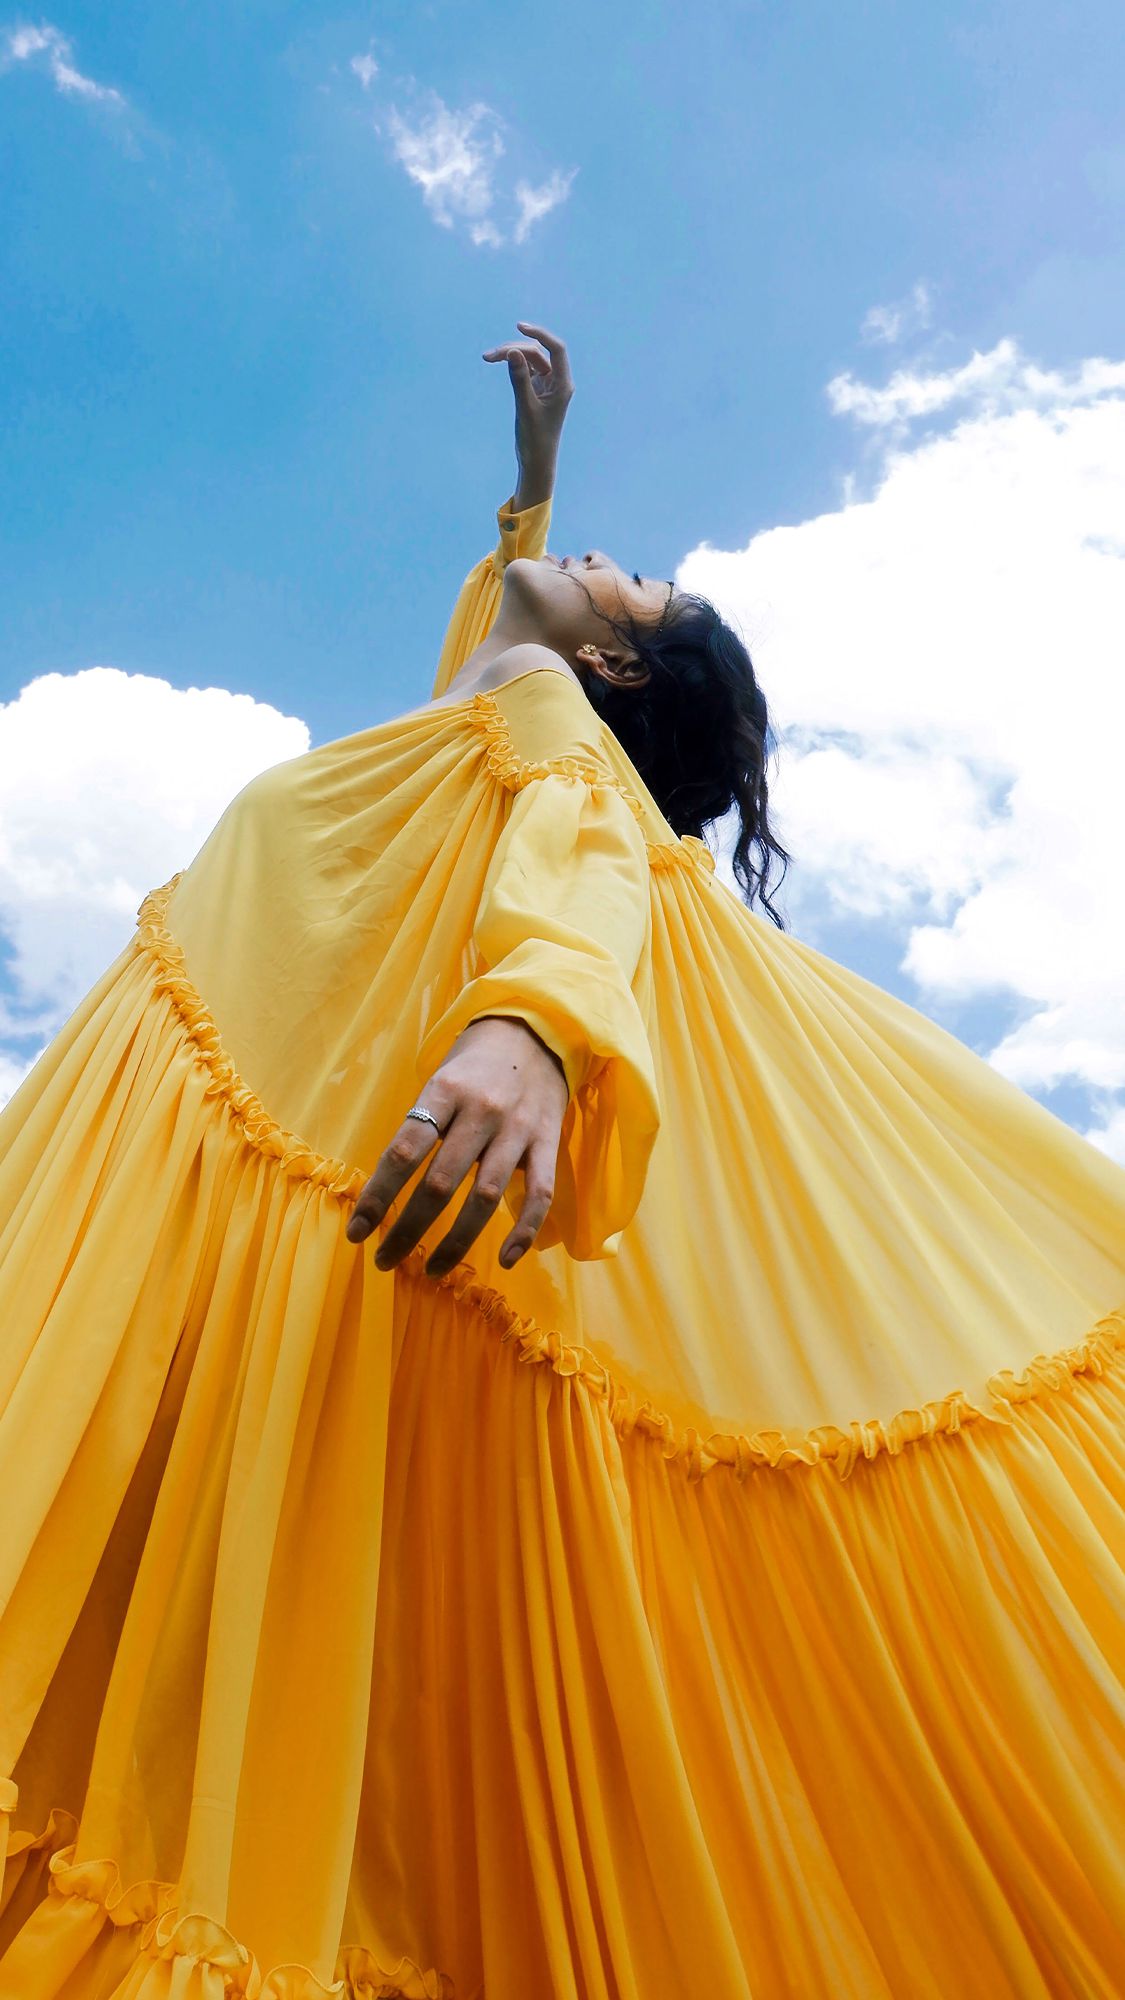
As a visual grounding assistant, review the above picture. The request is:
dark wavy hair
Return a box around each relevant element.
[576,582,793,929]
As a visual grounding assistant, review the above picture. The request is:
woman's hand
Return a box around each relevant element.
[482,321,573,503]
[345,1014,569,1278]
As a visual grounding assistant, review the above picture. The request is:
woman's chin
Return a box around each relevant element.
[502,556,563,604]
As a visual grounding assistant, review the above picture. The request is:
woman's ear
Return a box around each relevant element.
[594,656,652,692]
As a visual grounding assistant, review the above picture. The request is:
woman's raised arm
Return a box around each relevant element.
[429,323,575,700]
[482,319,574,509]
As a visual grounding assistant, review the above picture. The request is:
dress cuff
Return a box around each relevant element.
[491,492,554,578]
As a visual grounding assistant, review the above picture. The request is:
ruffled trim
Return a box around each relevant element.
[650,833,716,876]
[0,1791,452,1998]
[134,878,367,1203]
[396,1244,1125,1486]
[132,877,1124,1486]
[466,690,715,877]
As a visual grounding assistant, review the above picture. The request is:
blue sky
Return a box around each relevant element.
[3,0,1121,729]
[2,1,1125,1156]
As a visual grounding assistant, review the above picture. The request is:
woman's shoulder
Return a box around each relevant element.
[465,643,585,702]
[469,648,615,769]
[477,668,718,880]
[468,656,683,849]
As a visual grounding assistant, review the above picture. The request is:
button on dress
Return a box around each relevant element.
[1,492,1124,1997]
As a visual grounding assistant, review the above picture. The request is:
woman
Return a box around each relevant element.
[1,324,1124,2000]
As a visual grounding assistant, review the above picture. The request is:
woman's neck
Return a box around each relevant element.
[458,594,551,678]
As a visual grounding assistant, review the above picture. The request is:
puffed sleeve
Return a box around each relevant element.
[411,770,661,1260]
[430,491,555,699]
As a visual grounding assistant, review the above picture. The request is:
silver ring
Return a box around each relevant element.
[406,1104,441,1133]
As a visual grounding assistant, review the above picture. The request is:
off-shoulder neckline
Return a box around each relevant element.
[322,670,718,879]
[310,667,587,761]
[389,664,584,730]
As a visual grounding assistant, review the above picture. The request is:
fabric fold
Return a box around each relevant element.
[428,490,554,703]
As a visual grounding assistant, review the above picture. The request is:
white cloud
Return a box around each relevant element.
[681,340,1125,1162]
[359,72,574,249]
[828,336,1125,430]
[514,168,578,245]
[0,668,308,1109]
[381,95,504,236]
[350,51,378,90]
[1,21,125,105]
[860,279,934,346]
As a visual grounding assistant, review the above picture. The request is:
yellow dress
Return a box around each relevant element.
[2,490,1125,2000]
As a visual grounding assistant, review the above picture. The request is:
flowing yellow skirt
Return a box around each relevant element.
[2,891,1125,1999]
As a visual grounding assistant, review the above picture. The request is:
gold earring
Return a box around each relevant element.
[577,643,599,658]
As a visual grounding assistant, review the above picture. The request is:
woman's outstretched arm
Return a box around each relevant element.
[429,325,575,699]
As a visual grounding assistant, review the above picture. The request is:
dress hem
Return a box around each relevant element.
[0,1785,452,1997]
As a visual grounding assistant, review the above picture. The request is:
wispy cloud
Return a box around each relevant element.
[681,339,1125,1161]
[350,51,378,90]
[382,95,505,243]
[828,336,1125,428]
[860,279,933,346]
[354,63,576,249]
[1,20,125,105]
[514,168,577,245]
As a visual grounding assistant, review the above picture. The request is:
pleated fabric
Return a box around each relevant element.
[2,492,1125,1998]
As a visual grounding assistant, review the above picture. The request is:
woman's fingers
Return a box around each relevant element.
[483,326,574,466]
[421,1128,535,1278]
[514,322,573,386]
[366,1107,497,1272]
[482,324,572,389]
[346,1018,568,1278]
[344,1098,449,1248]
[482,340,549,369]
[497,1129,558,1269]
[352,1112,535,1277]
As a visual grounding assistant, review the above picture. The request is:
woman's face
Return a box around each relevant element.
[504,550,676,679]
